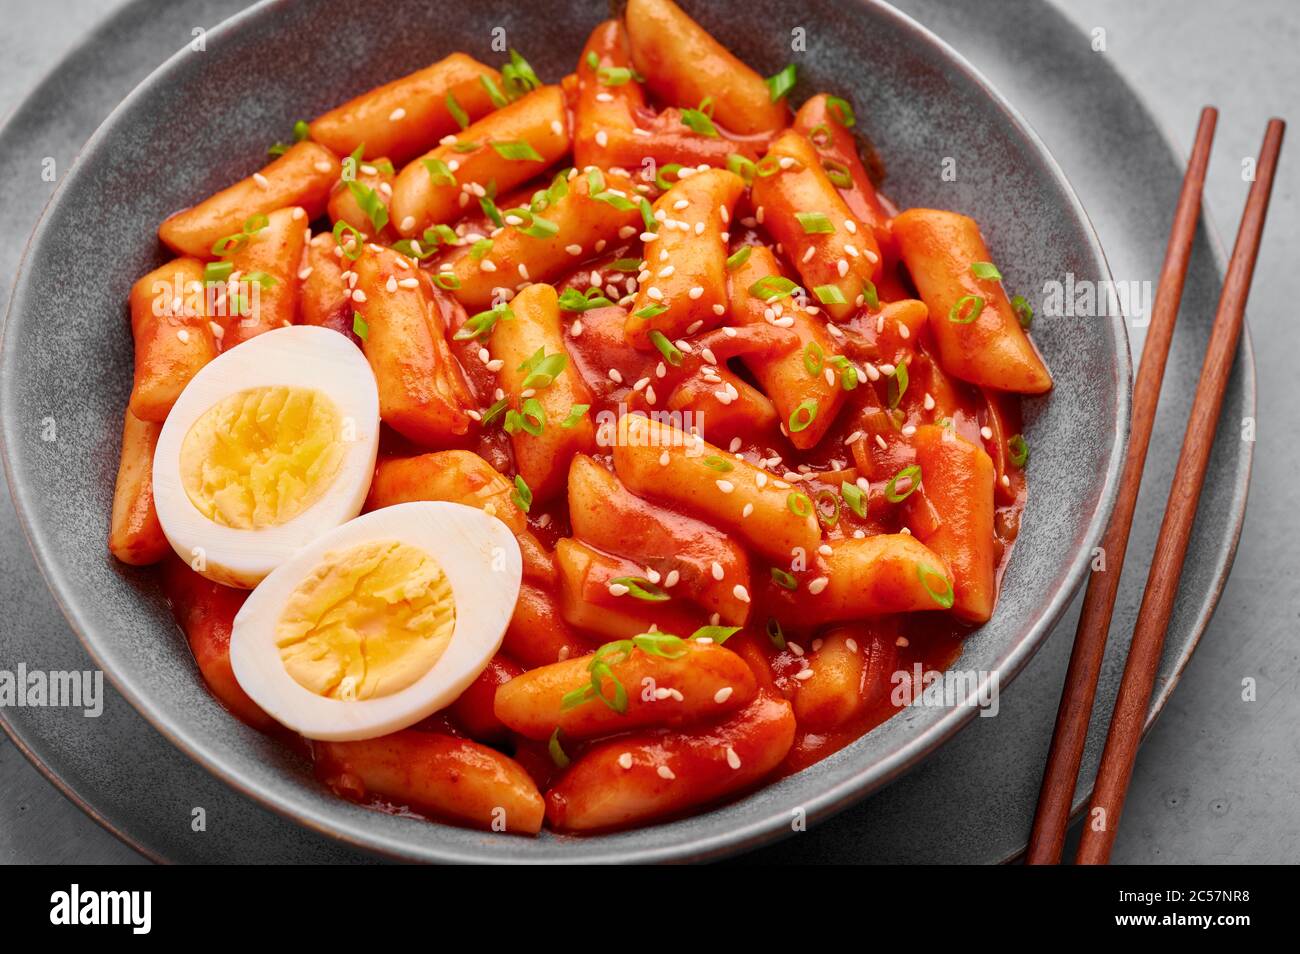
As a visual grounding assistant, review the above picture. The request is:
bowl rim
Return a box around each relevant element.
[0,0,1131,863]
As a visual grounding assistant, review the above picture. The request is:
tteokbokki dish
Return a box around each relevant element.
[109,0,1051,835]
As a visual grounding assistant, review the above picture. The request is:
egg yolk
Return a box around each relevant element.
[275,540,456,700]
[180,385,345,529]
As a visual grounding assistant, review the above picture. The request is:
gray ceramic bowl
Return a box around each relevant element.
[0,0,1129,862]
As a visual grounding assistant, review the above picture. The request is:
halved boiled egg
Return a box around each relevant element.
[152,325,379,587]
[229,501,522,740]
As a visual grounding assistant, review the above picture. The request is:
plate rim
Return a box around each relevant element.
[0,0,1141,863]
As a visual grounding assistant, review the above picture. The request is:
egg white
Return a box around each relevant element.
[229,501,522,740]
[152,325,380,587]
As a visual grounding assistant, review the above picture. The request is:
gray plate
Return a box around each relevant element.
[0,0,1250,864]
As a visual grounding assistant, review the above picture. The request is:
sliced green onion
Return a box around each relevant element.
[332,220,364,260]
[351,312,368,341]
[557,287,614,311]
[560,404,590,428]
[422,157,457,186]
[585,51,599,70]
[632,632,688,657]
[203,261,233,285]
[691,625,741,645]
[803,341,825,377]
[501,49,541,100]
[787,490,813,516]
[1008,433,1029,468]
[888,360,909,409]
[609,576,670,602]
[633,303,668,320]
[788,399,818,433]
[504,397,547,436]
[826,95,856,127]
[814,489,841,528]
[814,284,847,306]
[655,162,683,192]
[862,279,880,310]
[948,294,985,324]
[770,567,798,590]
[649,329,683,366]
[598,65,633,86]
[454,304,513,341]
[725,245,752,270]
[749,275,798,301]
[884,464,922,502]
[727,153,757,184]
[292,119,310,141]
[841,480,867,518]
[445,92,469,129]
[242,271,278,289]
[481,397,510,426]
[680,107,718,138]
[591,189,638,212]
[479,193,504,227]
[242,213,270,235]
[765,63,797,102]
[702,455,734,472]
[432,272,461,291]
[491,140,544,162]
[210,233,248,257]
[608,257,642,272]
[638,196,657,233]
[346,179,389,233]
[822,159,852,188]
[829,355,859,390]
[451,140,480,153]
[766,617,787,649]
[511,475,532,513]
[1011,294,1034,329]
[970,261,1002,280]
[917,563,954,609]
[480,74,509,108]
[469,238,494,260]
[518,347,569,390]
[547,727,570,768]
[795,211,835,234]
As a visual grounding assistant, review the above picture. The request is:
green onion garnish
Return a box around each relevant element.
[432,272,461,291]
[504,398,547,436]
[766,617,787,649]
[1011,294,1034,329]
[560,404,590,428]
[795,211,834,234]
[351,312,368,341]
[598,65,633,86]
[422,157,457,186]
[346,180,389,233]
[822,159,852,188]
[862,279,880,310]
[789,399,818,433]
[917,563,954,609]
[548,727,570,768]
[501,49,540,100]
[726,153,756,184]
[480,74,509,108]
[691,625,741,645]
[557,287,614,311]
[609,576,671,601]
[888,361,909,409]
[332,220,364,260]
[519,347,569,390]
[765,63,797,102]
[469,238,494,260]
[787,490,813,516]
[243,213,270,235]
[649,329,683,366]
[632,632,688,657]
[454,303,513,341]
[445,92,469,129]
[829,355,859,390]
[749,275,798,302]
[655,163,683,192]
[680,106,718,138]
[803,340,824,376]
[608,257,642,272]
[481,397,510,426]
[210,233,248,257]
[726,245,752,270]
[639,197,657,233]
[948,294,985,324]
[841,480,867,517]
[491,140,544,162]
[1008,434,1029,468]
[203,261,233,285]
[826,95,856,127]
[970,261,1002,280]
[814,489,841,528]
[770,567,798,590]
[633,303,668,320]
[702,455,734,472]
[512,475,532,513]
[814,284,847,305]
[884,464,922,502]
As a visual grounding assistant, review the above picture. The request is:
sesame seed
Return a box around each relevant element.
[657,765,676,780]
[596,92,613,103]
[608,582,630,597]
[836,258,849,277]
[570,320,583,336]
[176,328,190,343]
[742,503,753,518]
[712,303,726,316]
[617,752,634,770]
[551,120,564,136]
[398,277,419,289]
[351,289,367,303]
[845,219,858,234]
[645,385,657,405]
[980,426,994,440]
[595,130,608,147]
[711,561,725,581]
[664,569,680,587]
[659,450,670,466]
[480,260,497,272]
[388,107,406,121]
[1001,474,1012,488]
[901,424,917,437]
[924,393,936,411]
[486,359,504,372]
[714,687,733,704]
[733,584,751,603]
[253,172,270,189]
[726,747,742,770]
[385,276,398,293]
[875,434,889,451]
[607,368,623,383]
[565,244,583,256]
[688,286,704,299]
[846,638,859,653]
[716,479,735,493]
[658,265,675,278]
[297,266,313,280]
[793,668,815,681]
[313,160,332,174]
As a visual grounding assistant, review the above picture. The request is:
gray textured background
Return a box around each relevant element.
[0,0,1296,863]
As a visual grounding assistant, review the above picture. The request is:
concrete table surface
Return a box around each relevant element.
[1,0,1296,864]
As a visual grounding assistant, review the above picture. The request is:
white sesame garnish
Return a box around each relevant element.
[565,244,583,256]
[176,328,190,343]
[733,584,751,603]
[981,426,994,440]
[551,119,563,136]
[608,368,623,383]
[297,266,313,280]
[398,277,419,289]
[793,668,815,681]
[714,687,733,704]
[313,160,332,174]
[608,582,630,597]
[617,752,634,769]
[808,577,829,595]
[659,450,670,466]
[742,503,753,518]
[711,561,725,581]
[657,765,676,780]
[388,107,406,121]
[351,289,367,303]
[385,276,398,293]
[480,260,497,272]
[688,286,704,300]
[253,172,269,189]
[716,479,735,494]
[664,569,680,587]
[726,747,742,770]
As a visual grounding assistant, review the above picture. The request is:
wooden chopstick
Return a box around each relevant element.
[1073,117,1286,865]
[1024,107,1220,865]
